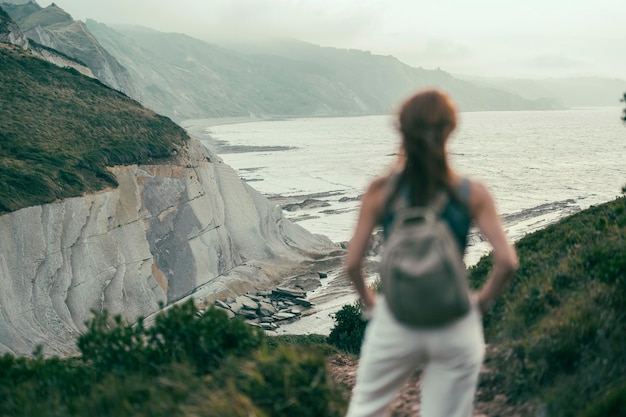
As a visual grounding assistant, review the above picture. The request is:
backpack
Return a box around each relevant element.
[379,182,471,328]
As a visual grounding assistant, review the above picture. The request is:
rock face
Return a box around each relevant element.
[2,2,138,97]
[0,139,340,356]
[0,4,94,77]
[0,4,28,48]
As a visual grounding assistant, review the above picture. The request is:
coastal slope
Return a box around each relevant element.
[0,42,339,356]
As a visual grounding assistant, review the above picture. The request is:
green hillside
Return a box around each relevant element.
[469,196,626,416]
[1,197,624,416]
[0,43,188,214]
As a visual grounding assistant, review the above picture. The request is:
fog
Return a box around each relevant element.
[42,0,625,79]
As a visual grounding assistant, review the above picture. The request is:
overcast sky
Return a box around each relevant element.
[42,0,626,79]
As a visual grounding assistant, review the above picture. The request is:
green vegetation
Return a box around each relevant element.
[328,302,368,355]
[2,195,624,417]
[0,44,188,214]
[468,196,626,416]
[0,300,347,417]
[327,197,626,416]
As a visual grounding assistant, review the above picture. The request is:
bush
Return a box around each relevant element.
[580,382,626,417]
[78,300,264,376]
[0,299,347,417]
[327,302,368,355]
[469,197,626,416]
[232,345,346,417]
[0,349,94,416]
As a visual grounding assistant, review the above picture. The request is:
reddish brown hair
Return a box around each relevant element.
[396,89,457,205]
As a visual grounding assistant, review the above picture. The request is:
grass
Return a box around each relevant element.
[1,189,624,417]
[325,196,626,416]
[2,23,625,415]
[0,44,188,214]
[468,196,626,416]
[0,300,348,417]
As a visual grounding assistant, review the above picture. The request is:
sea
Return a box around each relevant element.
[183,107,626,334]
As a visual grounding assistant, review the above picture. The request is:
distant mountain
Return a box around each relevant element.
[86,21,372,121]
[3,1,563,123]
[0,4,94,77]
[0,4,28,48]
[2,1,138,97]
[457,75,626,107]
[88,22,562,122]
[223,38,564,113]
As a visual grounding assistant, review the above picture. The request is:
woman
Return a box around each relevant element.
[345,89,518,417]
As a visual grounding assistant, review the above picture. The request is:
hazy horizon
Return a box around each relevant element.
[36,0,626,80]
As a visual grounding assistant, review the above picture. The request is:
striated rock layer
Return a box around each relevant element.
[0,139,340,356]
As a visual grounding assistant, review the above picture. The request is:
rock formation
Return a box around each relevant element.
[0,4,94,77]
[2,2,137,97]
[0,139,342,356]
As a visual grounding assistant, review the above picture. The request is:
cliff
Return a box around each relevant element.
[0,5,94,77]
[0,41,340,357]
[0,139,338,356]
[2,2,138,97]
[0,4,27,47]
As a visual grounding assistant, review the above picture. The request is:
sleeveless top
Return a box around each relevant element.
[381,177,473,253]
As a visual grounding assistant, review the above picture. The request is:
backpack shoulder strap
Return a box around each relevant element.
[457,177,471,204]
[429,192,449,215]
[383,172,405,213]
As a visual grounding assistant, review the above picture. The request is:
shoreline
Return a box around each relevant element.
[178,115,620,337]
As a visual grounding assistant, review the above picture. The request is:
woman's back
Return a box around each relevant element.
[344,89,518,417]
[381,175,473,252]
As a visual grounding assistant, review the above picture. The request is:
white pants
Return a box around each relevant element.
[345,296,485,417]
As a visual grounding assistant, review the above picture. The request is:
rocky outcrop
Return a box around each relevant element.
[0,4,94,77]
[212,286,318,331]
[28,40,95,78]
[2,3,138,97]
[0,5,28,48]
[0,139,341,356]
[25,19,137,97]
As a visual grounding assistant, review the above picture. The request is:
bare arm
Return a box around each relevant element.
[469,181,519,313]
[345,177,388,310]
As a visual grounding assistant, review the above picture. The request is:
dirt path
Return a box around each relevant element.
[327,349,534,417]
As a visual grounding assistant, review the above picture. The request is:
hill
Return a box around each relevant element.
[1,1,138,97]
[224,38,564,112]
[88,23,563,122]
[0,196,624,416]
[85,21,370,121]
[459,75,626,108]
[0,43,188,214]
[3,1,564,123]
[469,196,626,416]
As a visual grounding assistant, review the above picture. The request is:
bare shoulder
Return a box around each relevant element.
[366,175,391,195]
[468,179,490,199]
[361,175,393,218]
[467,179,495,215]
